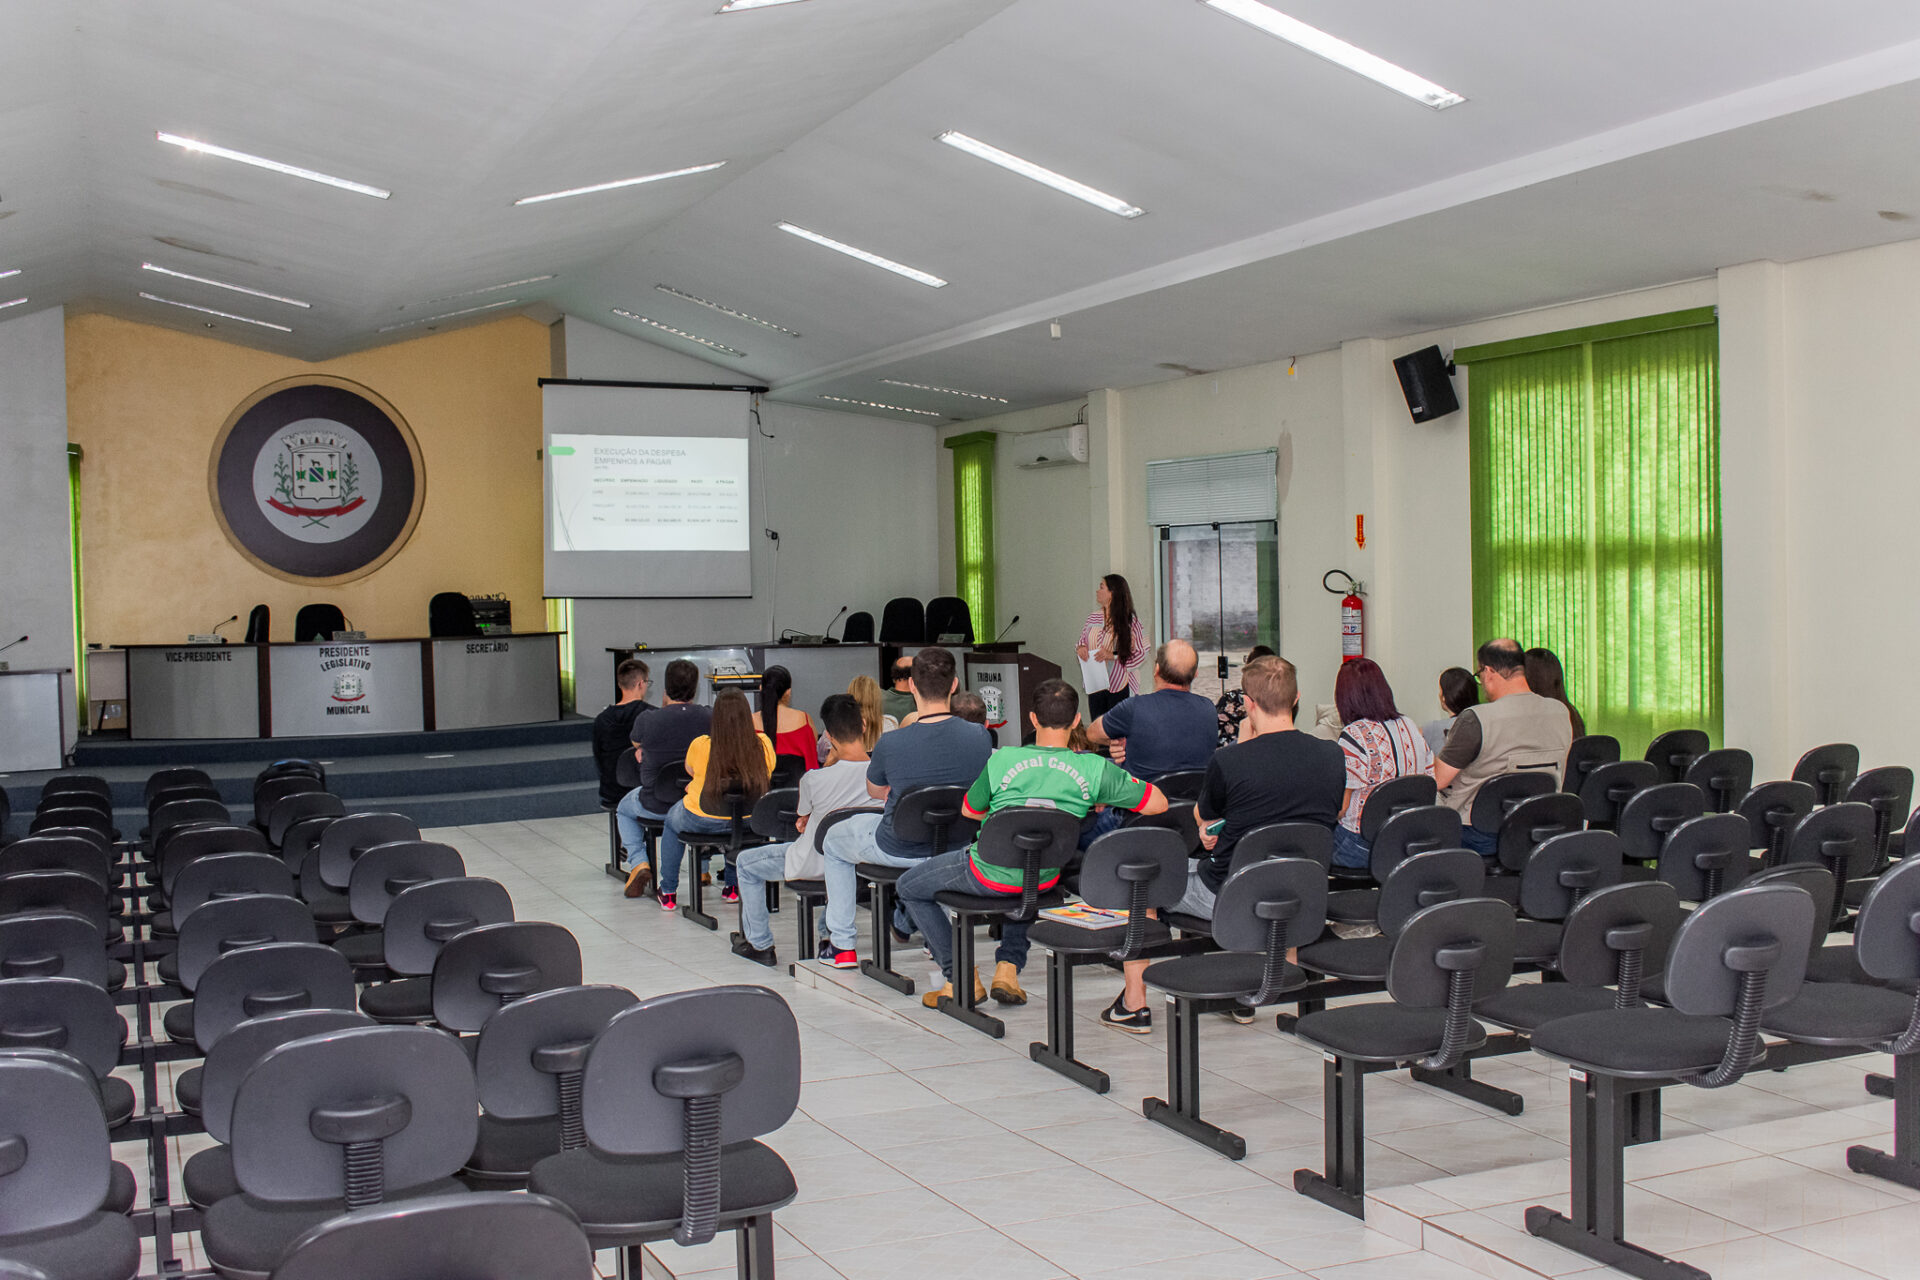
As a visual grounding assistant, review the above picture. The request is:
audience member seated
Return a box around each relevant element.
[592,659,652,807]
[899,678,1166,1008]
[952,690,988,726]
[1421,665,1479,757]
[818,647,993,968]
[615,658,710,897]
[827,674,896,761]
[1214,644,1277,745]
[1434,638,1575,856]
[1105,655,1343,1032]
[1083,638,1216,845]
[752,664,819,771]
[731,694,871,966]
[881,657,917,725]
[1525,645,1587,738]
[1332,658,1436,870]
[660,689,773,909]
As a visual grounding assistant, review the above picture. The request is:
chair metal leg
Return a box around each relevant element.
[1848,1053,1920,1190]
[1867,1071,1896,1098]
[604,811,624,879]
[1029,949,1109,1093]
[1526,1072,1708,1280]
[937,911,1005,1038]
[1294,1054,1366,1218]
[737,1214,777,1279]
[859,874,915,995]
[1410,1047,1526,1116]
[683,849,718,931]
[1143,995,1246,1159]
[795,895,818,959]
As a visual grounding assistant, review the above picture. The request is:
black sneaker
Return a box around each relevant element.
[1100,995,1153,1035]
[730,932,777,968]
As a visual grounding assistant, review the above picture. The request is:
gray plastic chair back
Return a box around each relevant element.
[1556,882,1684,991]
[231,1024,477,1206]
[201,1009,375,1144]
[475,986,639,1134]
[1493,792,1586,875]
[1793,743,1860,807]
[147,784,222,817]
[0,1259,52,1280]
[152,797,231,844]
[969,807,1085,920]
[1519,830,1624,922]
[1615,782,1706,864]
[1579,760,1657,826]
[318,813,422,890]
[889,785,980,857]
[1684,749,1754,814]
[1076,828,1190,912]
[747,789,801,843]
[0,1052,112,1235]
[1122,800,1200,853]
[20,825,111,856]
[432,923,583,1033]
[0,872,109,940]
[1358,773,1439,842]
[0,978,123,1077]
[1153,770,1206,802]
[1387,898,1516,1009]
[1468,771,1555,835]
[171,853,295,924]
[253,774,324,821]
[1656,813,1753,902]
[272,794,346,851]
[0,912,111,987]
[145,767,212,804]
[1783,801,1879,884]
[1368,805,1462,883]
[1737,780,1815,866]
[258,758,326,786]
[160,824,272,897]
[42,775,111,802]
[0,837,112,890]
[193,941,357,1052]
[269,1190,594,1280]
[1378,849,1485,938]
[1644,730,1711,784]
[175,895,318,992]
[1744,865,1834,964]
[383,878,514,976]
[1845,767,1915,864]
[1854,856,1920,985]
[1225,822,1334,876]
[1212,857,1329,953]
[30,807,111,838]
[1661,881,1815,1016]
[349,843,466,926]
[1562,735,1621,795]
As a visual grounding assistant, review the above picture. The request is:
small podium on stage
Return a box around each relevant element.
[962,646,1061,748]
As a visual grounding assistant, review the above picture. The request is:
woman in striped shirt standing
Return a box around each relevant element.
[1077,573,1148,720]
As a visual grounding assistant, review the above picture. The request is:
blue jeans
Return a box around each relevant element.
[734,843,788,950]
[896,850,1031,982]
[661,801,735,896]
[1461,824,1497,858]
[1331,824,1370,870]
[1078,807,1124,851]
[615,788,668,871]
[821,812,919,952]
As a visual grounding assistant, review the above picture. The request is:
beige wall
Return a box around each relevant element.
[66,312,551,643]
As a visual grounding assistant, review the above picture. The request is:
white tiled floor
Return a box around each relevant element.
[131,814,1916,1279]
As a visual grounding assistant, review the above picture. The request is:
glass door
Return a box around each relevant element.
[1155,520,1278,702]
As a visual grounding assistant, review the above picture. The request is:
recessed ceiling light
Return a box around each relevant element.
[654,285,801,338]
[776,223,947,288]
[155,131,392,198]
[0,297,28,311]
[427,275,556,303]
[1200,1,1465,109]
[138,291,292,332]
[610,310,746,358]
[513,162,727,206]
[0,269,19,281]
[141,262,310,308]
[935,131,1145,219]
[879,378,1008,404]
[719,0,810,9]
[820,395,943,419]
[377,298,523,333]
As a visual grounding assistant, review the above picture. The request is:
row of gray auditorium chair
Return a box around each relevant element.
[0,764,803,1280]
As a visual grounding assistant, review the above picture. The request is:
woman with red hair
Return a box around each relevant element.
[1332,658,1434,870]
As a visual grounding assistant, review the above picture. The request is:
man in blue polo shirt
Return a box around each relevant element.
[1080,638,1216,845]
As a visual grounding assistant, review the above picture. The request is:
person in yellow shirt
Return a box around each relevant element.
[659,689,775,910]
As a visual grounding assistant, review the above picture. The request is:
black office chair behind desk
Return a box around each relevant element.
[244,604,270,643]
[428,591,481,637]
[293,603,347,642]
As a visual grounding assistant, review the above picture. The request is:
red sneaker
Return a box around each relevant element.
[659,893,678,912]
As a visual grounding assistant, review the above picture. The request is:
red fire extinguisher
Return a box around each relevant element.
[1324,570,1365,662]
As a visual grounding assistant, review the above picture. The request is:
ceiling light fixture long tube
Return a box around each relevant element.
[138,291,292,332]
[0,269,19,281]
[820,395,943,418]
[654,284,801,337]
[377,299,523,333]
[0,297,28,311]
[429,275,555,303]
[141,262,311,308]
[718,0,811,10]
[611,309,746,358]
[879,378,1008,404]
[936,131,1144,218]
[155,131,392,197]
[514,162,726,206]
[776,222,947,288]
[1200,0,1464,109]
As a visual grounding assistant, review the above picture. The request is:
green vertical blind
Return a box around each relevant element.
[68,444,87,721]
[1459,309,1722,752]
[944,431,997,639]
[545,597,575,713]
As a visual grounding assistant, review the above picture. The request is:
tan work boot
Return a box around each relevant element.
[921,969,987,1009]
[622,863,654,900]
[990,961,1027,1006]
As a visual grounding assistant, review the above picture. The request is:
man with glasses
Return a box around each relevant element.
[1432,637,1573,856]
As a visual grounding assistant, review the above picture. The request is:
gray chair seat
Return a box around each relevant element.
[175,1065,203,1116]
[463,1113,565,1186]
[358,977,433,1022]
[308,889,355,925]
[1162,911,1213,936]
[932,889,1067,915]
[1513,919,1564,966]
[201,1177,467,1280]
[855,863,907,885]
[1806,944,1870,986]
[1762,983,1913,1046]
[1297,935,1391,981]
[1473,982,1618,1033]
[106,1159,136,1215]
[1295,1004,1483,1064]
[1143,952,1300,1001]
[785,878,826,898]
[331,931,386,966]
[1529,1008,1732,1077]
[162,1001,194,1044]
[0,1213,140,1280]
[184,1145,239,1210]
[1483,875,1522,905]
[100,1074,136,1130]
[1325,887,1380,923]
[1027,918,1172,956]
[105,959,126,994]
[156,950,179,985]
[527,1141,795,1243]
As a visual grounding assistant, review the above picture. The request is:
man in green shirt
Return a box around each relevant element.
[897,678,1168,1008]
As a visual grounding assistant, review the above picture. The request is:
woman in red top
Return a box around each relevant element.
[752,665,819,771]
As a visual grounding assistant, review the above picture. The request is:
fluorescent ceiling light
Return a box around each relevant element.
[879,378,1008,404]
[139,291,292,332]
[0,269,19,281]
[377,298,522,333]
[1200,0,1464,109]
[0,297,28,311]
[611,310,746,358]
[776,222,946,288]
[820,395,943,419]
[514,162,726,206]
[936,131,1144,219]
[141,262,310,308]
[155,131,392,197]
[719,0,810,9]
[428,275,555,303]
[654,285,800,337]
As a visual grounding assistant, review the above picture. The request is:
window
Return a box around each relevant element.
[943,431,997,638]
[1147,450,1279,700]
[1456,307,1722,752]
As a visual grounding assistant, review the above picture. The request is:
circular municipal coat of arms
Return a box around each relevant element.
[208,377,425,583]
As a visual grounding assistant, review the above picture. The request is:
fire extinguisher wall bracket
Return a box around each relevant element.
[1323,570,1365,663]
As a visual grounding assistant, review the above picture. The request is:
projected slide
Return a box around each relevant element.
[549,434,750,553]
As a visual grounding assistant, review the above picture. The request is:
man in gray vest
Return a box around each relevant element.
[1433,638,1573,856]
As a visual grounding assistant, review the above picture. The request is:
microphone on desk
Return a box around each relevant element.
[209,614,239,642]
[820,605,848,644]
[992,615,1021,643]
[0,635,28,654]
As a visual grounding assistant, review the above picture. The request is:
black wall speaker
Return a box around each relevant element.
[1393,345,1459,423]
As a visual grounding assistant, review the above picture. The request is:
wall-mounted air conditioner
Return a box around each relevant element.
[1012,423,1089,469]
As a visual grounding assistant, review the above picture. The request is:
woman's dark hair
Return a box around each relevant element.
[1103,573,1137,667]
[700,690,770,814]
[758,665,792,718]
[1437,667,1478,718]
[1246,645,1276,664]
[1334,658,1400,725]
[1524,648,1586,738]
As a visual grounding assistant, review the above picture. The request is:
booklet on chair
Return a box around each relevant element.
[1038,904,1130,929]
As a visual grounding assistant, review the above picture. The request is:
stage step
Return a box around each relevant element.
[69,716,591,767]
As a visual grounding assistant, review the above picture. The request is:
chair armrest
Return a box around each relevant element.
[812,806,886,854]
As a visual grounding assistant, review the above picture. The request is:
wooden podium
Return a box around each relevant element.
[962,646,1062,748]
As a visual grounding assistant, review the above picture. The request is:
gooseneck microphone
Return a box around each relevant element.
[821,605,848,643]
[992,615,1021,643]
[209,614,240,638]
[0,634,28,654]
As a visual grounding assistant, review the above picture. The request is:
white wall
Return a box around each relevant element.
[559,317,940,708]
[0,305,78,751]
